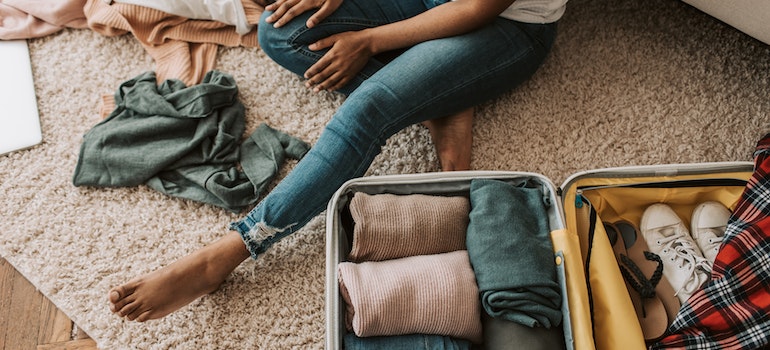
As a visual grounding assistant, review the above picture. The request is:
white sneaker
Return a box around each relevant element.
[640,203,712,303]
[691,201,731,264]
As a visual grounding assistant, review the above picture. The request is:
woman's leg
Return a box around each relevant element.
[423,107,475,171]
[258,0,428,95]
[109,18,557,321]
[258,0,476,171]
[235,18,558,258]
[108,231,249,321]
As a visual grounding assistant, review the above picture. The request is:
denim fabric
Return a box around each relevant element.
[231,0,558,259]
[343,333,472,350]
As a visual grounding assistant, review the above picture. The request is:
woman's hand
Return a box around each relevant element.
[265,0,343,28]
[303,30,374,92]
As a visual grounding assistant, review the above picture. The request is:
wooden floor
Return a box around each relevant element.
[0,257,98,350]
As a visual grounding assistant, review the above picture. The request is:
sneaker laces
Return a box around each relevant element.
[656,228,712,296]
[701,228,725,251]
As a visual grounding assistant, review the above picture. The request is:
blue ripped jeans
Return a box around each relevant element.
[230,0,558,259]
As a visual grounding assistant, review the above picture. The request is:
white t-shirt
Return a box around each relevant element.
[111,0,253,35]
[500,0,568,24]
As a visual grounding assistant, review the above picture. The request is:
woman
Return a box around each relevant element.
[108,0,567,322]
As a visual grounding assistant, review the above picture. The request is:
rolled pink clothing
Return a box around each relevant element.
[348,192,469,262]
[338,250,483,343]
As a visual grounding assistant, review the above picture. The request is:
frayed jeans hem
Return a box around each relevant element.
[229,219,296,260]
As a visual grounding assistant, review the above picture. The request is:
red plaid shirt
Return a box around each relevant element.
[652,135,770,350]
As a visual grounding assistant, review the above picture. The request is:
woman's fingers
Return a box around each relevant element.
[306,61,353,92]
[306,0,343,28]
[266,0,321,27]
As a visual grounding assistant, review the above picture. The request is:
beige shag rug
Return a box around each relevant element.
[1,0,768,348]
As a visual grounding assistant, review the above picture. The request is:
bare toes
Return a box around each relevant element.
[109,289,121,303]
[135,310,154,322]
[108,291,122,312]
[118,300,140,318]
[125,307,144,321]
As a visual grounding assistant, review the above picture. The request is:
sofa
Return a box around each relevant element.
[683,0,770,45]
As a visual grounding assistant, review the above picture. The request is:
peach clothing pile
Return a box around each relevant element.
[1,0,264,86]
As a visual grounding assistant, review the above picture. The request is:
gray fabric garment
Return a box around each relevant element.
[466,178,562,328]
[73,70,309,212]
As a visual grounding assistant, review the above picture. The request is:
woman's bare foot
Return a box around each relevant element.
[422,107,474,171]
[108,232,250,322]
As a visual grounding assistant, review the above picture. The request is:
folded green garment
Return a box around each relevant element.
[466,178,562,328]
[73,70,309,212]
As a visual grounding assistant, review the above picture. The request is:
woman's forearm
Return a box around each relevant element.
[302,0,517,92]
[364,0,516,55]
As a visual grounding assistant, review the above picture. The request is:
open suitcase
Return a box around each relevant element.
[324,161,754,350]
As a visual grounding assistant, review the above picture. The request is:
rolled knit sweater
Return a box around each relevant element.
[347,192,469,262]
[338,250,483,343]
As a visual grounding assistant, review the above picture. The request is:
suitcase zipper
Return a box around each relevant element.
[559,161,753,196]
[574,191,598,341]
[575,178,747,193]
